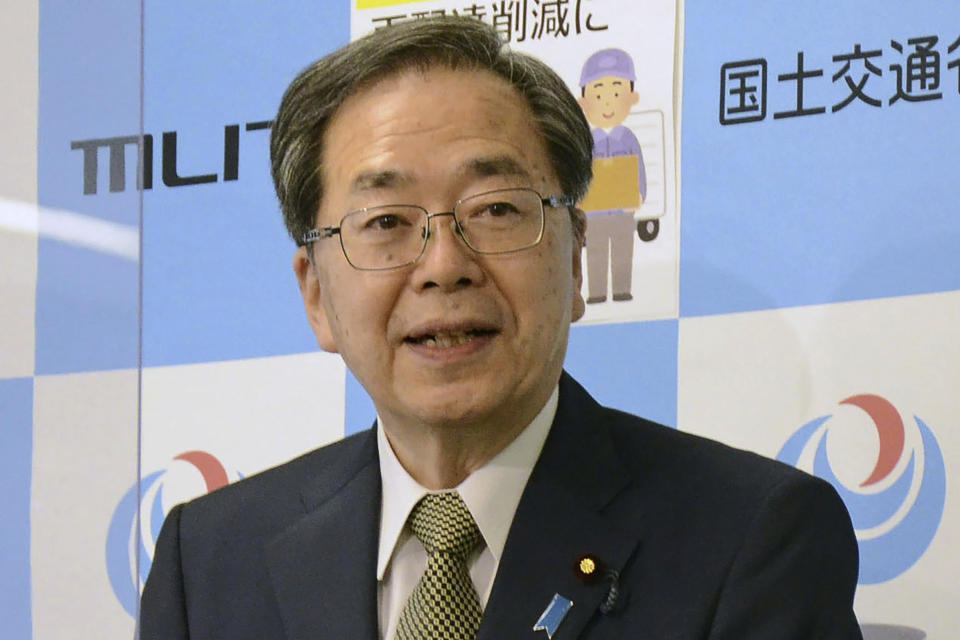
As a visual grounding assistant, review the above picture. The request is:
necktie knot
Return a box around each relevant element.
[408,492,481,558]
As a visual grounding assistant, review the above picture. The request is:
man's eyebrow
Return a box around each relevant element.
[350,170,411,193]
[349,156,530,193]
[612,80,623,86]
[463,155,532,181]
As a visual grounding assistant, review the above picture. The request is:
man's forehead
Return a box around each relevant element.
[316,66,557,215]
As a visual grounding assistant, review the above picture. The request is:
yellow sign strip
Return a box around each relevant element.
[357,0,433,9]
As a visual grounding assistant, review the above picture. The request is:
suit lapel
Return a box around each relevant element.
[265,430,381,640]
[479,373,646,640]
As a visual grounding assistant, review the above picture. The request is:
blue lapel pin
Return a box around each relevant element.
[533,593,573,638]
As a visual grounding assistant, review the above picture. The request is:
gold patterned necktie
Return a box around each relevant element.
[395,492,483,640]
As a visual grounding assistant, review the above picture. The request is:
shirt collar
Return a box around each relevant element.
[376,386,558,580]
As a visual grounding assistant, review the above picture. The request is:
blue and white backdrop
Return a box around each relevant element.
[1,1,957,637]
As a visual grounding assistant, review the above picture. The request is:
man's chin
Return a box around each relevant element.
[391,382,517,430]
[410,396,500,429]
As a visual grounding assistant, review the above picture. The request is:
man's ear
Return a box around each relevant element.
[570,207,586,322]
[293,246,339,353]
[628,90,640,107]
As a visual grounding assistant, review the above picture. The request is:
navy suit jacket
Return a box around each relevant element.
[140,373,862,639]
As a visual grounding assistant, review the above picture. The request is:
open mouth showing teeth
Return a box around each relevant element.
[406,329,496,348]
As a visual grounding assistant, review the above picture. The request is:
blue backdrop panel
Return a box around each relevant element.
[35,242,139,374]
[38,0,141,220]
[567,320,679,428]
[0,378,33,639]
[140,0,350,367]
[36,0,142,374]
[681,1,960,317]
[346,369,377,436]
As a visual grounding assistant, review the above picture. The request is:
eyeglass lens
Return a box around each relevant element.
[339,188,545,270]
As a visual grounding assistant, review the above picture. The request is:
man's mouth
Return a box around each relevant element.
[405,328,497,348]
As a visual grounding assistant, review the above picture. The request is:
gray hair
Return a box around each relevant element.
[270,15,592,246]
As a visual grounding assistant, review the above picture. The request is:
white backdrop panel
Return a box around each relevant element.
[140,351,348,482]
[677,290,959,636]
[31,370,140,640]
[0,199,38,379]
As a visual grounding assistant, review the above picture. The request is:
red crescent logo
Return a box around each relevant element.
[173,450,230,493]
[839,394,905,487]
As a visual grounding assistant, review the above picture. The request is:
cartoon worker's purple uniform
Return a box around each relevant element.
[579,48,647,303]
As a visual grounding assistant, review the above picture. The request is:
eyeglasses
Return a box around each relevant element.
[301,187,575,271]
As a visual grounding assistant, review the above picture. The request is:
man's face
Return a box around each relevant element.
[578,75,639,129]
[294,68,585,433]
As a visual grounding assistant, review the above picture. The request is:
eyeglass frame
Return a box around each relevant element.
[300,187,577,271]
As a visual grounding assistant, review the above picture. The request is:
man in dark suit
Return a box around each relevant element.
[141,16,862,639]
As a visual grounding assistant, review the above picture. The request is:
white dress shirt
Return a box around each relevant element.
[375,386,558,640]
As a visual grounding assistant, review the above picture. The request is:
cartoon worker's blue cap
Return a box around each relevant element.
[579,48,636,87]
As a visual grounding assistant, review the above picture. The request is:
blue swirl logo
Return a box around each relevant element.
[106,451,238,617]
[777,395,946,584]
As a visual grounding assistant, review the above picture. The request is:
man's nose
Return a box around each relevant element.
[411,212,484,291]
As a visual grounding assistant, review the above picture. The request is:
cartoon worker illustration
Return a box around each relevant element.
[578,48,646,303]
